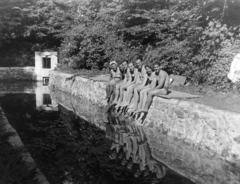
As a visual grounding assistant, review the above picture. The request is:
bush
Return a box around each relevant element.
[1,0,240,91]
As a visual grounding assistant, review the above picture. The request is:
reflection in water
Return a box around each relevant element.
[35,82,58,111]
[106,111,168,184]
[0,82,58,111]
[0,83,194,184]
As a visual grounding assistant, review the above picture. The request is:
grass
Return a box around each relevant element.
[0,128,37,184]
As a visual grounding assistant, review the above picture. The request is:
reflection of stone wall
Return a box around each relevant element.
[0,67,36,81]
[49,71,240,184]
[0,82,36,93]
[50,88,107,131]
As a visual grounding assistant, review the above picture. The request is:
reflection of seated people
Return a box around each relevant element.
[106,120,167,183]
[140,62,169,112]
[127,64,156,114]
[116,55,146,108]
[112,62,136,105]
[123,127,167,183]
[105,61,122,102]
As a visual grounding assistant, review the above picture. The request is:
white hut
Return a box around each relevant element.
[34,52,58,83]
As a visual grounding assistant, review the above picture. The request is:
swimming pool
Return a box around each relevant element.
[0,82,194,184]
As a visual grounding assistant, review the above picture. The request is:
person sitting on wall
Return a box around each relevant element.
[140,62,169,113]
[114,62,139,108]
[109,60,129,104]
[126,64,156,114]
[105,61,122,102]
[111,61,136,105]
[119,60,128,80]
[116,55,146,109]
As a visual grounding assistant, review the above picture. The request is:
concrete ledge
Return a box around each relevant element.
[0,107,49,184]
[49,71,240,184]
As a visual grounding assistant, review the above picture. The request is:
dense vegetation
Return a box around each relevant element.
[1,0,240,90]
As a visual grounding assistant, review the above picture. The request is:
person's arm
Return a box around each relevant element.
[149,76,157,88]
[155,72,167,89]
[140,85,151,91]
[137,74,148,90]
[123,68,130,83]
[109,69,114,80]
[129,69,139,84]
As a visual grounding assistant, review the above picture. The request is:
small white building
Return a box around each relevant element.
[35,52,58,83]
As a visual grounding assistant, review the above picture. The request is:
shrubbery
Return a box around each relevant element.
[1,0,240,90]
[57,0,240,90]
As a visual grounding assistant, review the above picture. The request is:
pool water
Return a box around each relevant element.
[0,83,194,184]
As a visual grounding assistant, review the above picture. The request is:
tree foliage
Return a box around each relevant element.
[1,0,240,89]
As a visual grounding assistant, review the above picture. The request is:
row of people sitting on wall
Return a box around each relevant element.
[105,122,167,184]
[105,55,169,118]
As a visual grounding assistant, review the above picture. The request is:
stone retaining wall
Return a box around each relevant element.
[0,67,36,81]
[144,98,240,179]
[49,71,240,184]
[50,88,107,130]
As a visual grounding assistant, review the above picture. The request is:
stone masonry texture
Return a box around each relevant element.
[49,71,240,184]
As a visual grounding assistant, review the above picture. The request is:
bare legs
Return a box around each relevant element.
[121,83,140,107]
[142,88,167,112]
[115,83,133,107]
[106,79,122,103]
[128,87,148,112]
[135,88,152,111]
[112,83,122,104]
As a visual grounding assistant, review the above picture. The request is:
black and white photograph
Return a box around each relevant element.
[0,0,240,184]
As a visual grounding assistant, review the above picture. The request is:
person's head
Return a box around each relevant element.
[128,62,134,72]
[110,60,117,70]
[145,64,153,75]
[133,55,143,69]
[119,63,124,71]
[121,60,128,70]
[153,62,161,73]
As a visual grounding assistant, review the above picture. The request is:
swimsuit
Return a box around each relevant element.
[130,70,135,81]
[111,68,121,81]
[146,74,152,85]
[121,69,127,80]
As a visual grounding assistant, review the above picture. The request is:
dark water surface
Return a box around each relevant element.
[0,85,194,184]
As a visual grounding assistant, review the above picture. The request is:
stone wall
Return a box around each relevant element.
[0,67,36,81]
[49,71,240,184]
[144,99,240,184]
[50,88,107,130]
